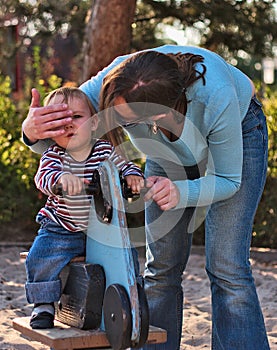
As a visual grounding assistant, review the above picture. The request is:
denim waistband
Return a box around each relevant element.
[249,94,262,109]
[242,94,265,133]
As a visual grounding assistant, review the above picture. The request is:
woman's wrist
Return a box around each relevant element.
[22,119,38,145]
[22,131,38,146]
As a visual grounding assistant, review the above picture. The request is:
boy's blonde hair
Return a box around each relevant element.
[44,87,96,116]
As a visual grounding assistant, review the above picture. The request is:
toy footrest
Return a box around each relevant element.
[56,262,105,330]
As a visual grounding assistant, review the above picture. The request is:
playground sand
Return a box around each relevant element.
[0,244,276,349]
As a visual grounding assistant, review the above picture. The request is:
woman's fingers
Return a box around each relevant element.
[24,104,73,141]
[23,88,74,142]
[33,109,73,135]
[144,176,180,210]
[30,88,41,108]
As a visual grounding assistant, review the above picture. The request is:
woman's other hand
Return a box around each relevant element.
[144,176,180,210]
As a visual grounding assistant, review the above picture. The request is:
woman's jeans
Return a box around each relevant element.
[142,96,270,349]
[25,216,86,304]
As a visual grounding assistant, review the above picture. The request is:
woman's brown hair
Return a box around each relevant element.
[99,50,206,146]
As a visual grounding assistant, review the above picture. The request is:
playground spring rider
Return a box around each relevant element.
[54,158,149,350]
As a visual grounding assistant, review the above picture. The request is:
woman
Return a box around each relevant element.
[22,45,269,349]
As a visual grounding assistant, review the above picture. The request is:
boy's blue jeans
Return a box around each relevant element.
[142,96,270,349]
[25,216,140,304]
[25,216,86,304]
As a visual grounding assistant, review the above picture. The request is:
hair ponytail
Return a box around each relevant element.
[167,52,206,117]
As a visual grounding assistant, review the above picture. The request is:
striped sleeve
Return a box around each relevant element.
[34,146,71,196]
[94,140,144,178]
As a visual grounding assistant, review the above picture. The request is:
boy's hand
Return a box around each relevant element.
[58,174,89,196]
[125,175,145,194]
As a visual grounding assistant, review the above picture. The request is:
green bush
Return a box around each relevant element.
[252,86,277,247]
[0,75,40,240]
[0,47,63,241]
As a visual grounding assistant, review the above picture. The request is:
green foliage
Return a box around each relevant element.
[23,46,63,101]
[251,86,277,248]
[2,1,276,85]
[1,1,90,85]
[0,48,62,240]
[253,177,277,248]
[0,77,16,133]
[138,0,277,60]
[261,87,277,177]
[132,1,175,51]
[0,75,40,228]
[0,0,90,54]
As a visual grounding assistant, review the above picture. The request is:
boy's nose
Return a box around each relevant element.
[64,124,73,131]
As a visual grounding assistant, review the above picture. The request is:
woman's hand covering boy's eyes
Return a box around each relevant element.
[72,114,83,119]
[22,88,73,143]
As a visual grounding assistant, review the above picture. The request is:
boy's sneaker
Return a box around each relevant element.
[30,303,55,329]
[30,311,54,329]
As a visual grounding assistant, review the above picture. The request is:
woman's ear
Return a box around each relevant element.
[91,114,99,131]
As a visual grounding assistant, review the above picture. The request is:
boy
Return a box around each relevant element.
[25,87,144,329]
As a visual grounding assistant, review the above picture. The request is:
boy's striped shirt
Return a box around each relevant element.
[35,139,143,232]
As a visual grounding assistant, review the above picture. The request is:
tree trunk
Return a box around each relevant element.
[81,0,136,83]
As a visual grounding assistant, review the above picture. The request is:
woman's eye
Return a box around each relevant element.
[73,114,83,119]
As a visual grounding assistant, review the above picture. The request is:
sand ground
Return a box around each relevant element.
[0,244,276,349]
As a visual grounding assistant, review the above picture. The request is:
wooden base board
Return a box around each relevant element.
[13,317,167,350]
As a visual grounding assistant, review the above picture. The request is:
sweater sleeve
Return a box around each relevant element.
[34,148,71,196]
[109,149,144,178]
[174,87,243,208]
[22,131,54,154]
[93,139,144,178]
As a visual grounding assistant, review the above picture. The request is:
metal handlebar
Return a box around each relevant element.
[52,178,145,200]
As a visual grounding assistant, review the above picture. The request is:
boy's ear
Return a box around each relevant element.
[91,114,99,131]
